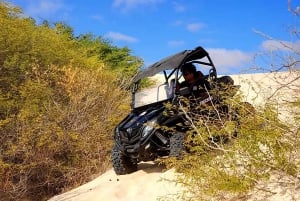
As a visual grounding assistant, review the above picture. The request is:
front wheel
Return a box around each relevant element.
[111,144,138,175]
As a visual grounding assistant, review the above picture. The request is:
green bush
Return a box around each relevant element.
[0,2,139,200]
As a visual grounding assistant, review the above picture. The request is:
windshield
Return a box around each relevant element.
[134,74,175,108]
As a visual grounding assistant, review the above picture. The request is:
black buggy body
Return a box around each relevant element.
[111,46,239,175]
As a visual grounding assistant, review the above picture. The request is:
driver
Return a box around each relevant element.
[177,63,211,97]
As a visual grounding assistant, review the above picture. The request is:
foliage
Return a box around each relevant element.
[0,1,139,200]
[1,1,299,201]
[75,33,143,79]
[163,91,299,200]
[161,3,300,200]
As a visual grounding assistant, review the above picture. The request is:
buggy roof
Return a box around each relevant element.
[133,46,209,82]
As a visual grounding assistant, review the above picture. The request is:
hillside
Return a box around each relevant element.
[49,72,300,201]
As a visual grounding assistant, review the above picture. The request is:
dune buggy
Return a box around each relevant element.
[111,46,242,175]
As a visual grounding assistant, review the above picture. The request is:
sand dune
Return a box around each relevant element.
[49,72,300,201]
[49,162,184,201]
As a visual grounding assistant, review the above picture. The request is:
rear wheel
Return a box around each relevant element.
[111,144,138,175]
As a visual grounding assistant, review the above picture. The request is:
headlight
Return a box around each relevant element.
[142,125,154,137]
[141,119,157,137]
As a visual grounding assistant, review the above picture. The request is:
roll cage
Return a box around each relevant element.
[132,46,217,109]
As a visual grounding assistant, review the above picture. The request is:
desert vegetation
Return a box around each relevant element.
[1,1,299,201]
[161,2,300,201]
[0,2,142,200]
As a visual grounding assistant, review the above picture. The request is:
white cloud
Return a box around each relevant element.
[112,0,163,11]
[105,31,139,43]
[207,48,253,74]
[257,40,300,71]
[167,40,185,47]
[172,2,185,12]
[186,23,204,32]
[25,0,67,19]
[261,40,300,52]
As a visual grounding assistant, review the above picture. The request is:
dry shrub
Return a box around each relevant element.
[162,90,300,201]
[0,66,131,200]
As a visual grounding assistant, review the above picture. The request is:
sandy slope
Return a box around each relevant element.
[49,162,184,201]
[49,72,300,201]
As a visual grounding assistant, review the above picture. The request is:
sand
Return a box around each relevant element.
[49,72,300,201]
[49,162,184,201]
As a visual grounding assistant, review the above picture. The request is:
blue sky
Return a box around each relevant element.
[7,0,299,74]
